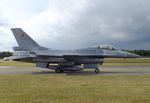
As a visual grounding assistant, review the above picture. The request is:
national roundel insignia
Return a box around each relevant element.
[20,32,25,39]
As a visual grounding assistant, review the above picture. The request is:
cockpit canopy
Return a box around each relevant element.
[94,44,118,50]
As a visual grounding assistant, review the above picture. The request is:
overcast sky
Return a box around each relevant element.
[0,0,150,51]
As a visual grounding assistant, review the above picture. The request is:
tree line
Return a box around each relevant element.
[0,52,13,59]
[126,50,150,57]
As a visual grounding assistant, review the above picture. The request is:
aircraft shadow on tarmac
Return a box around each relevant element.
[32,70,149,76]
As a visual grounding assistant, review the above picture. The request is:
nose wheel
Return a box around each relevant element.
[95,68,100,73]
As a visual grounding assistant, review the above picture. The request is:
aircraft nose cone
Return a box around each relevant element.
[120,51,140,58]
[127,52,140,58]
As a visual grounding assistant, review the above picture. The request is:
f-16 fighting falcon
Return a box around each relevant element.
[7,28,139,73]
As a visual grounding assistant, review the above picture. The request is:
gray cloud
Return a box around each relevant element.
[0,14,14,51]
[36,0,150,50]
[1,0,150,50]
[0,15,8,27]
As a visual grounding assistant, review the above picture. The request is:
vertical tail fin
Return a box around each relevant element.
[11,28,41,50]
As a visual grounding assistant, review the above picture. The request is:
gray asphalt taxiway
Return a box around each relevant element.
[0,66,150,75]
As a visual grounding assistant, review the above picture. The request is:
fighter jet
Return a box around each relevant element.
[8,28,139,73]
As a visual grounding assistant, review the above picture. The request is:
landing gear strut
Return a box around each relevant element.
[95,68,100,73]
[55,67,64,73]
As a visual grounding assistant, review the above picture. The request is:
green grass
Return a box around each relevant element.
[0,75,150,103]
[104,58,150,63]
[103,58,150,66]
[0,60,34,66]
[0,58,150,103]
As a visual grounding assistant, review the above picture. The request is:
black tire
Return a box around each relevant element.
[95,68,100,73]
[55,68,63,73]
[60,70,64,73]
[55,69,58,73]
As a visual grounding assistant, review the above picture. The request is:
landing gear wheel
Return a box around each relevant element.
[60,70,64,73]
[95,68,100,73]
[55,68,64,73]
[55,69,61,73]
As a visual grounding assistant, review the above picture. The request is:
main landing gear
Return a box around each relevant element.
[95,68,100,73]
[55,68,64,73]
